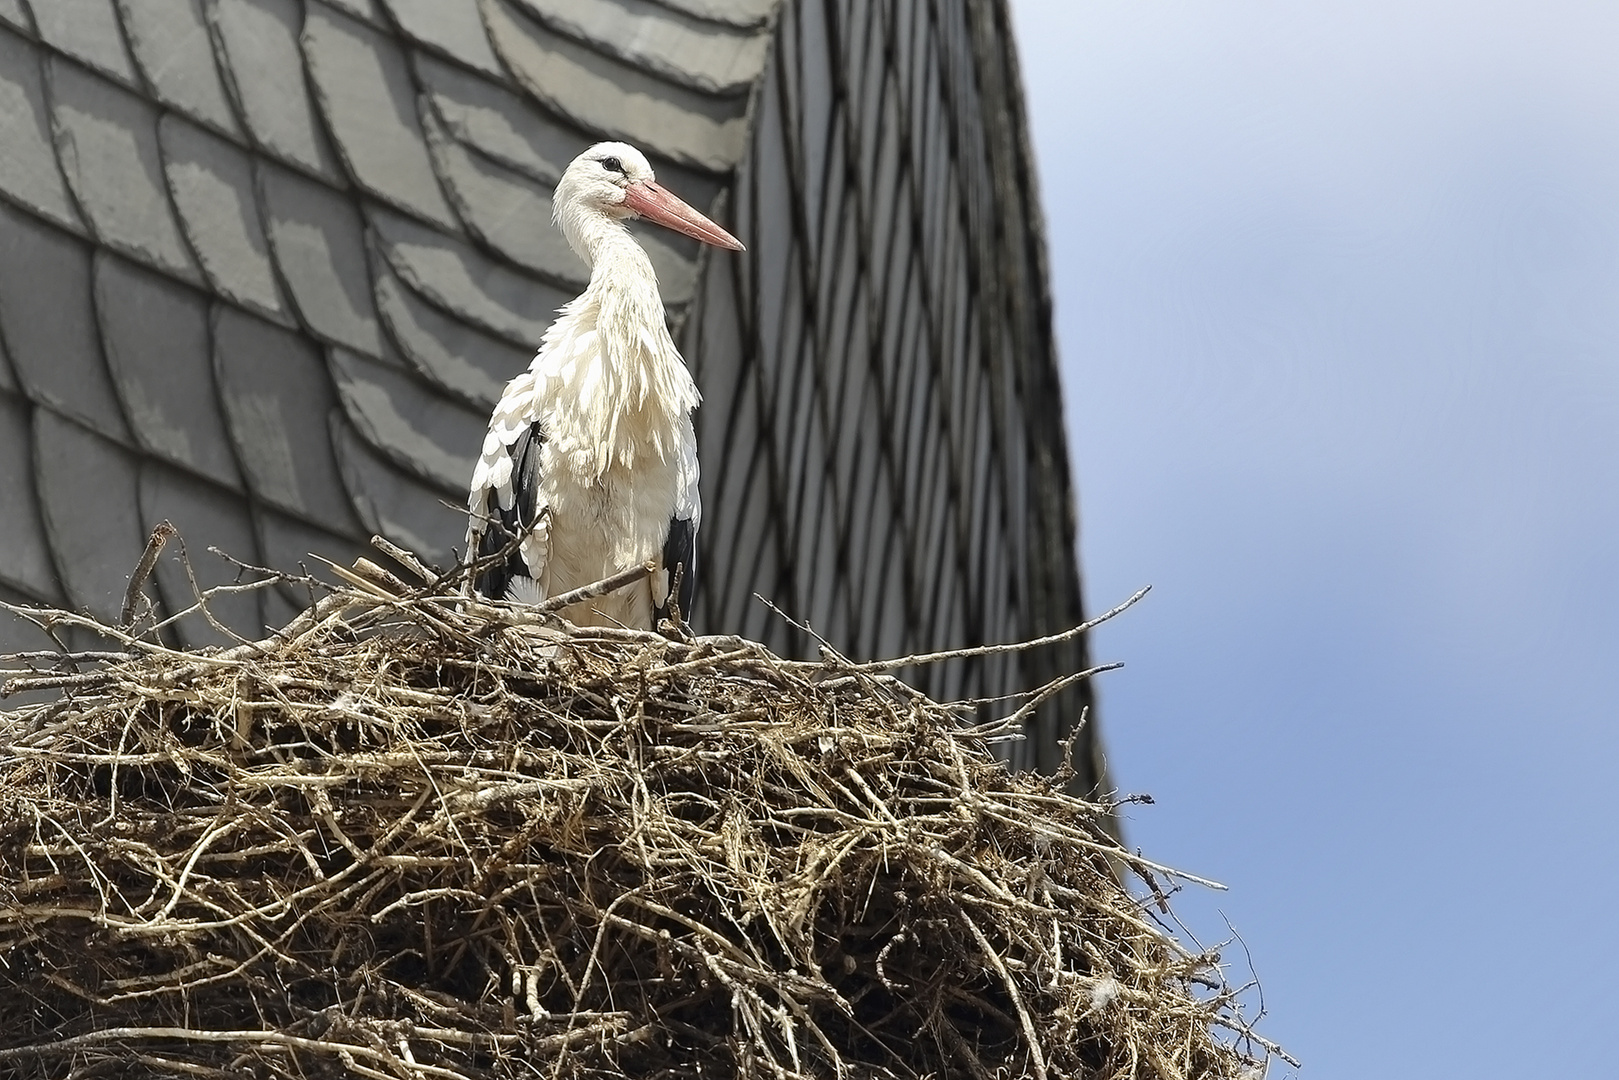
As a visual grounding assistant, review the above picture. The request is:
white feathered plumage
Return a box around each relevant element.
[466,142,743,629]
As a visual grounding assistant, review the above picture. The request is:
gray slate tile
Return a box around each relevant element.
[0,392,61,599]
[32,408,145,621]
[94,253,245,488]
[372,255,528,409]
[255,505,365,595]
[303,6,457,228]
[646,0,776,29]
[258,160,387,356]
[117,0,245,138]
[0,2,29,31]
[0,582,58,657]
[420,106,578,280]
[138,462,263,644]
[31,0,138,85]
[380,0,500,74]
[482,0,747,173]
[212,304,363,532]
[0,28,85,231]
[47,58,204,283]
[210,0,345,182]
[161,114,290,322]
[331,415,459,566]
[0,201,130,439]
[313,0,385,25]
[368,204,568,345]
[512,0,770,95]
[414,51,580,185]
[328,345,480,494]
[0,579,74,706]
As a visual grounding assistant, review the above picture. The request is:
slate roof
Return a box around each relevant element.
[0,0,1102,786]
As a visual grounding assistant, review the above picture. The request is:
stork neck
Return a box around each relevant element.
[587,229,657,289]
[560,207,642,273]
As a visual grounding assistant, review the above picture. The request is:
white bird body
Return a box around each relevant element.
[466,142,740,629]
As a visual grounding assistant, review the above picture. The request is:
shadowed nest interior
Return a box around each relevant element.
[0,539,1285,1079]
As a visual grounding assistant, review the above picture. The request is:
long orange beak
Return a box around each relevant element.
[622,181,745,251]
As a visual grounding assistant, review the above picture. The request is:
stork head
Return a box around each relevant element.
[554,142,745,259]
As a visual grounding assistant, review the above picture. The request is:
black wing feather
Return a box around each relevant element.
[655,517,698,626]
[472,423,545,601]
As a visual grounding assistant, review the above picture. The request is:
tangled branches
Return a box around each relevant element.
[0,544,1282,1079]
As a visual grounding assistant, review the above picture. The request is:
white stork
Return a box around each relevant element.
[466,142,743,629]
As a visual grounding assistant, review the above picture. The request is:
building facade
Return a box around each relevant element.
[0,0,1103,786]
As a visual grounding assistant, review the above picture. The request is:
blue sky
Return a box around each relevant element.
[1010,3,1619,1075]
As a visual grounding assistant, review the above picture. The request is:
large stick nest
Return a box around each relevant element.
[0,543,1282,1079]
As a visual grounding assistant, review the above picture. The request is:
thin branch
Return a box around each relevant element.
[121,519,177,631]
[842,586,1150,673]
[537,561,656,614]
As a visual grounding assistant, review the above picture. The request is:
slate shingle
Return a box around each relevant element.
[210,0,345,182]
[0,391,60,599]
[258,160,388,357]
[161,114,290,322]
[332,415,460,566]
[648,0,776,29]
[511,0,771,95]
[0,585,58,666]
[414,51,580,185]
[212,304,362,532]
[328,345,481,495]
[138,461,264,644]
[255,505,366,597]
[0,28,86,231]
[380,0,500,75]
[372,255,528,409]
[314,0,386,25]
[94,253,244,488]
[0,575,75,702]
[368,204,568,345]
[31,0,138,85]
[302,6,457,228]
[48,58,204,283]
[118,0,245,138]
[0,201,130,439]
[420,106,579,281]
[481,0,748,173]
[33,408,145,620]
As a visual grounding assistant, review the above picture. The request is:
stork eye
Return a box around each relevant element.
[600,156,625,175]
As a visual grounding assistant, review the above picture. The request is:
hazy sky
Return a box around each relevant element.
[1009,3,1619,1076]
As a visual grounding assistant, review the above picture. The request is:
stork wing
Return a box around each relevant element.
[654,427,701,626]
[656,517,697,625]
[470,422,548,603]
